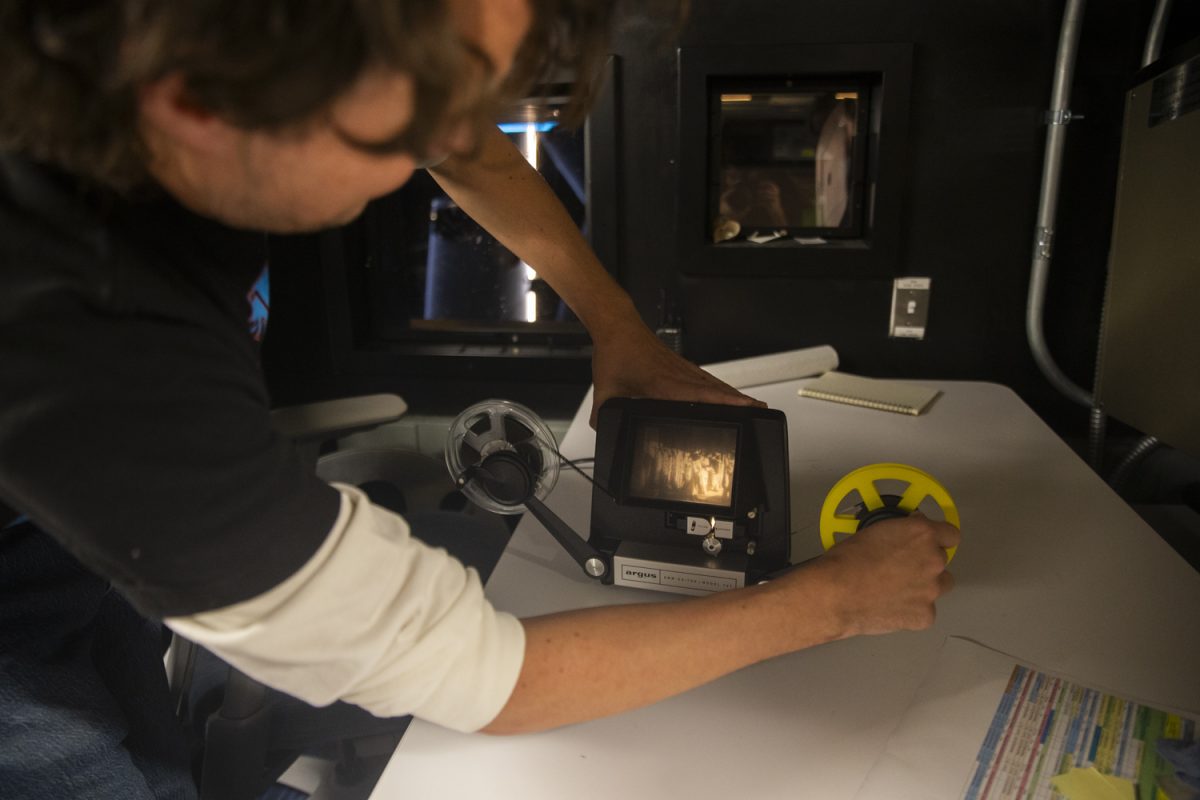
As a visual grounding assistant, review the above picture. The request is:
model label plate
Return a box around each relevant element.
[614,555,743,596]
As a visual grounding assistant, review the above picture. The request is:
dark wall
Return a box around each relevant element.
[264,0,1197,435]
[608,0,1173,436]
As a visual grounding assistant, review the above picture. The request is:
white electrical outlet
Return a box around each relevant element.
[890,277,931,339]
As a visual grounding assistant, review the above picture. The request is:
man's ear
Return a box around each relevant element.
[138,72,234,155]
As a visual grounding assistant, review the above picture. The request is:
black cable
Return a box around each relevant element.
[551,448,616,501]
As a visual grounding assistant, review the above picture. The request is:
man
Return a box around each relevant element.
[0,1,960,797]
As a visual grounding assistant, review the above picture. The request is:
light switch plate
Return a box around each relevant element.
[890,277,931,339]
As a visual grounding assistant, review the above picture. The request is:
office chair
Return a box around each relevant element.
[167,394,513,800]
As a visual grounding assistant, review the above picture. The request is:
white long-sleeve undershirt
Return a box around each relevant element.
[166,483,525,733]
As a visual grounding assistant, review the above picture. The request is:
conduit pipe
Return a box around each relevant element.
[1143,0,1174,67]
[1028,0,1175,473]
[1026,0,1092,408]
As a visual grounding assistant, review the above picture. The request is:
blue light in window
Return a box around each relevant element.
[497,121,559,134]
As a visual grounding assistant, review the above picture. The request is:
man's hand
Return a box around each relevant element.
[774,514,960,639]
[589,322,764,427]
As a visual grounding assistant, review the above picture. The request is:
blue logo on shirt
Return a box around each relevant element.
[247,265,270,342]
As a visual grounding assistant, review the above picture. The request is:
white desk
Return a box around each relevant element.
[370,380,1200,799]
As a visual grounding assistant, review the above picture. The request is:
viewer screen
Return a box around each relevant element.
[628,421,738,508]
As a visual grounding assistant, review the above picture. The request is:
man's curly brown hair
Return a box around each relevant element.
[0,0,635,192]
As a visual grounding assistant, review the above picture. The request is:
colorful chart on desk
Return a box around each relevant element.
[961,664,1198,800]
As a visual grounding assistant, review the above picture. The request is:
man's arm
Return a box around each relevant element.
[483,514,959,734]
[428,125,762,423]
[162,486,955,737]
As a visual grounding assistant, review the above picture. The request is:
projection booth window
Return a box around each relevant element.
[710,79,869,244]
[362,99,589,344]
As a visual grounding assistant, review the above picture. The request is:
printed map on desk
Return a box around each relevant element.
[962,663,1197,800]
[853,638,1198,800]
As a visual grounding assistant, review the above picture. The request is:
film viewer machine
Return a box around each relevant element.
[447,397,960,596]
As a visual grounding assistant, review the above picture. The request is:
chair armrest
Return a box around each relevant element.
[270,394,408,443]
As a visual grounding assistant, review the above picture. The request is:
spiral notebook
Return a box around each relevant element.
[798,371,940,416]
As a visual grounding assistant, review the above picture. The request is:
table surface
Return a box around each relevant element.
[369,379,1200,800]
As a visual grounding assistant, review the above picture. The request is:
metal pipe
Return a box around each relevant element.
[1026,0,1093,408]
[1087,405,1107,470]
[1143,0,1174,68]
[1109,435,1161,493]
[1036,0,1173,469]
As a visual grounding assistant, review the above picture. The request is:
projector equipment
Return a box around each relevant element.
[818,463,961,562]
[447,397,793,597]
[590,398,792,596]
[446,399,608,579]
[447,400,959,596]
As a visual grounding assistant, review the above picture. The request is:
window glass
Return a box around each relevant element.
[712,82,865,244]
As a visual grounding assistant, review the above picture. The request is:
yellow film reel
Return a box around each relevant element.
[819,463,960,562]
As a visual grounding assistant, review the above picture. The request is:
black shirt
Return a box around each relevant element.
[0,155,339,617]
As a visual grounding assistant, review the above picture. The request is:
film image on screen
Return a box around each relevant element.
[629,421,738,508]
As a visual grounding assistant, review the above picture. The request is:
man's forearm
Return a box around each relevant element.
[482,570,843,735]
[429,124,764,418]
[482,513,960,735]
